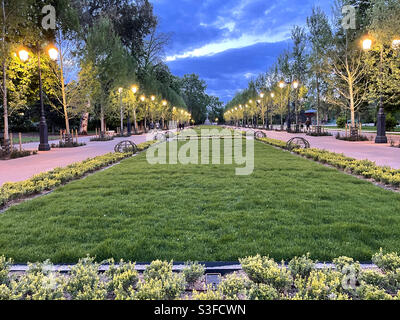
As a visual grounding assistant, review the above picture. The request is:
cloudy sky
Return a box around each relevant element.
[152,0,332,103]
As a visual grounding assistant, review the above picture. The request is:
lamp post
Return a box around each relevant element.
[161,100,167,130]
[363,37,400,143]
[269,92,275,130]
[279,81,285,130]
[131,85,138,134]
[259,92,265,129]
[292,81,299,132]
[141,95,147,133]
[18,44,58,151]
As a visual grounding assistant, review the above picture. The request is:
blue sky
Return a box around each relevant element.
[152,0,332,103]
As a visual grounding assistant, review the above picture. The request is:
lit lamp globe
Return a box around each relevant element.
[132,85,138,94]
[48,47,59,61]
[18,49,29,62]
[362,38,372,51]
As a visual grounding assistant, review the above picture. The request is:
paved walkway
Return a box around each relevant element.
[0,134,150,186]
[235,127,400,170]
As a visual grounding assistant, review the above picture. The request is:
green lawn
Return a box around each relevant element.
[1,137,400,263]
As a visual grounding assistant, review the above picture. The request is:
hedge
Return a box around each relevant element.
[0,249,399,300]
[0,141,157,208]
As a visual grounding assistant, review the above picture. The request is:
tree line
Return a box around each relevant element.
[225,0,400,132]
[0,0,223,149]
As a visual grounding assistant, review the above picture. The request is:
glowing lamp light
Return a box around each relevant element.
[118,88,123,93]
[279,81,285,89]
[131,85,138,93]
[293,81,299,89]
[362,38,372,51]
[48,47,59,61]
[271,93,275,98]
[18,49,29,62]
[162,100,167,106]
[151,95,155,101]
[260,93,265,98]
[392,39,400,50]
[140,95,146,102]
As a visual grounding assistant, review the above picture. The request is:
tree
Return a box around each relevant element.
[81,17,135,135]
[324,2,369,129]
[307,6,332,126]
[179,74,208,124]
[365,0,400,112]
[76,0,157,59]
[291,26,308,125]
[1,0,32,150]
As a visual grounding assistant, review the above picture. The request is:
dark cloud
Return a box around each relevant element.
[167,41,291,102]
[153,0,333,102]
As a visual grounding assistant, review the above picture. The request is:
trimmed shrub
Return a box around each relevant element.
[183,261,205,285]
[372,249,400,272]
[218,273,249,300]
[247,283,279,300]
[288,253,316,278]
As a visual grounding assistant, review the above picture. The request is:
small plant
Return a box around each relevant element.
[356,284,393,300]
[144,260,173,281]
[294,270,349,300]
[51,142,86,148]
[0,256,13,285]
[65,256,107,300]
[288,253,316,278]
[218,273,249,300]
[372,249,400,272]
[90,136,114,142]
[240,255,292,291]
[182,261,205,286]
[247,283,279,300]
[105,259,139,299]
[10,261,65,300]
[0,149,37,160]
[192,286,223,300]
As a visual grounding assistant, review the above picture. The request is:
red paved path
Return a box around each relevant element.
[0,134,149,186]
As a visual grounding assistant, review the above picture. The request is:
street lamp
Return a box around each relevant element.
[362,36,399,143]
[18,44,58,151]
[161,100,167,129]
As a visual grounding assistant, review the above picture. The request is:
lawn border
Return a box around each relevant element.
[0,140,158,211]
[255,136,400,192]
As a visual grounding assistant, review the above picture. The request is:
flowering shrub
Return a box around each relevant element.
[257,137,287,148]
[0,141,157,208]
[0,251,400,300]
[288,253,316,278]
[182,261,205,286]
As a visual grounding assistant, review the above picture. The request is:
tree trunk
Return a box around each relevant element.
[80,112,89,135]
[133,108,137,134]
[316,75,320,127]
[58,31,70,135]
[1,0,9,152]
[100,106,105,135]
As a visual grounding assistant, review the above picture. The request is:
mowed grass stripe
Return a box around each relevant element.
[0,138,399,263]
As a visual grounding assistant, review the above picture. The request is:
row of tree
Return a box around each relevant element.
[225,0,400,131]
[1,0,222,150]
